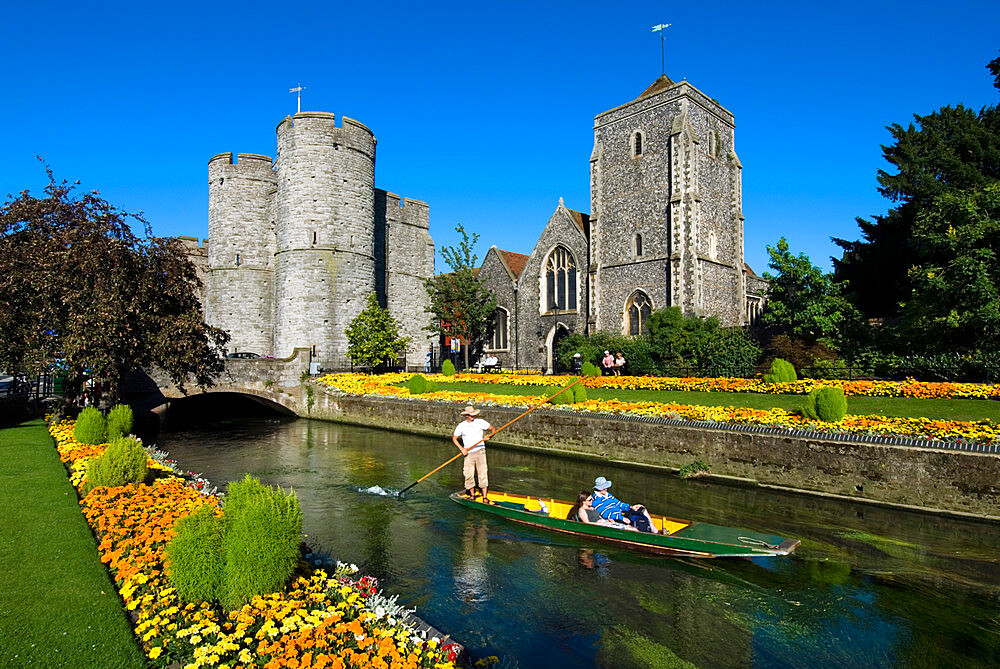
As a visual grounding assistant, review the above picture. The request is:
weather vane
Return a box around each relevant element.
[289,84,306,113]
[651,24,671,75]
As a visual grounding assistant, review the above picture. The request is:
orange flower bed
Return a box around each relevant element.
[49,420,459,669]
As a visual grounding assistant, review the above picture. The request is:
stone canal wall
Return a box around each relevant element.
[305,388,1000,521]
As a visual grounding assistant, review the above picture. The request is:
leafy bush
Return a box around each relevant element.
[165,504,223,603]
[802,386,847,422]
[406,374,437,395]
[82,436,148,495]
[695,328,762,377]
[441,359,456,376]
[763,358,797,383]
[220,475,303,610]
[765,333,838,373]
[581,361,601,378]
[106,404,134,441]
[73,406,107,445]
[556,332,661,376]
[848,350,1000,383]
[573,383,588,403]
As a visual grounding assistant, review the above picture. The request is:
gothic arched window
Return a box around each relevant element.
[488,307,509,350]
[625,291,652,336]
[545,246,577,312]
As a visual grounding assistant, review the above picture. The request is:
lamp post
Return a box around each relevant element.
[512,282,519,371]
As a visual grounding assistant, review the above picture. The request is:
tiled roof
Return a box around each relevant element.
[498,249,529,279]
[565,208,590,233]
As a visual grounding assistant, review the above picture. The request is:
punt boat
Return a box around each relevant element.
[450,490,800,558]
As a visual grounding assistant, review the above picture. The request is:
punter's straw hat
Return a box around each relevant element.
[461,405,481,416]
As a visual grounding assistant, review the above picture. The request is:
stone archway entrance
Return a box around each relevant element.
[544,323,570,374]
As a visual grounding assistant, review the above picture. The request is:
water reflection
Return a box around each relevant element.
[456,520,491,607]
[159,417,1000,668]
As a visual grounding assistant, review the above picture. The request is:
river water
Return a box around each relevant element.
[158,415,1000,668]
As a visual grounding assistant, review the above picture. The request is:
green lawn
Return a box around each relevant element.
[423,381,1000,422]
[0,419,145,668]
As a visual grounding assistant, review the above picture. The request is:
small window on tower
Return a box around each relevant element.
[312,231,317,245]
[634,132,643,156]
[635,234,643,257]
[235,253,241,267]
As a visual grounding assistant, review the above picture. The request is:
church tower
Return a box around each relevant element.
[590,75,746,332]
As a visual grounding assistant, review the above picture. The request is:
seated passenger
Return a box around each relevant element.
[566,491,637,531]
[591,477,659,533]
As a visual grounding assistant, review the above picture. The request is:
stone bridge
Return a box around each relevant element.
[123,347,313,417]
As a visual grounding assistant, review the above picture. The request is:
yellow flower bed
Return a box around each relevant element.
[49,420,459,669]
[397,371,1000,399]
[316,374,998,446]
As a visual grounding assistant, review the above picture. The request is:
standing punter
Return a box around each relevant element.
[453,405,496,502]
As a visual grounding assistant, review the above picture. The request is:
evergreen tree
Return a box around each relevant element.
[345,293,410,368]
[901,183,1000,351]
[423,224,496,370]
[833,56,1000,318]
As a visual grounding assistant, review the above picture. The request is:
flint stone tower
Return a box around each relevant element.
[478,74,761,371]
[206,111,433,368]
[590,75,746,330]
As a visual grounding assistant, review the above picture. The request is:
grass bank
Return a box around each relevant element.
[425,381,999,422]
[0,419,144,668]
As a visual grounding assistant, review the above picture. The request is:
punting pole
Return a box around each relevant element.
[398,377,585,496]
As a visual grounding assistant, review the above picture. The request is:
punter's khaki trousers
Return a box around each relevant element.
[463,449,488,490]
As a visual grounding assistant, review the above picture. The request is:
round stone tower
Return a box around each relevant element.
[273,112,377,362]
[206,152,277,356]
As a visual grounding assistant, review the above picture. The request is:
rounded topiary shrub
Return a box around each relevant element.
[763,357,797,383]
[573,383,588,403]
[581,361,601,378]
[106,404,134,441]
[542,385,562,404]
[407,374,428,395]
[82,436,148,495]
[74,406,107,445]
[441,359,456,376]
[165,504,223,603]
[802,386,847,422]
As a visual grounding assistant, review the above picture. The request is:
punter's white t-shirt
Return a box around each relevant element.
[454,418,492,453]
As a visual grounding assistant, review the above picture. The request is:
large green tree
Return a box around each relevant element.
[833,56,1000,318]
[423,224,496,370]
[0,169,229,409]
[900,183,1000,351]
[344,293,410,368]
[763,238,855,346]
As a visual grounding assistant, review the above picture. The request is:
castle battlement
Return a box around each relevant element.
[276,112,376,159]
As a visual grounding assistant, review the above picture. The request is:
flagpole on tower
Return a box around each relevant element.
[289,84,306,113]
[651,23,671,75]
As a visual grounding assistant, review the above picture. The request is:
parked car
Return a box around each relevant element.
[227,352,261,359]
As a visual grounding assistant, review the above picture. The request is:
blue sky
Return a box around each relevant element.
[2,1,997,274]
